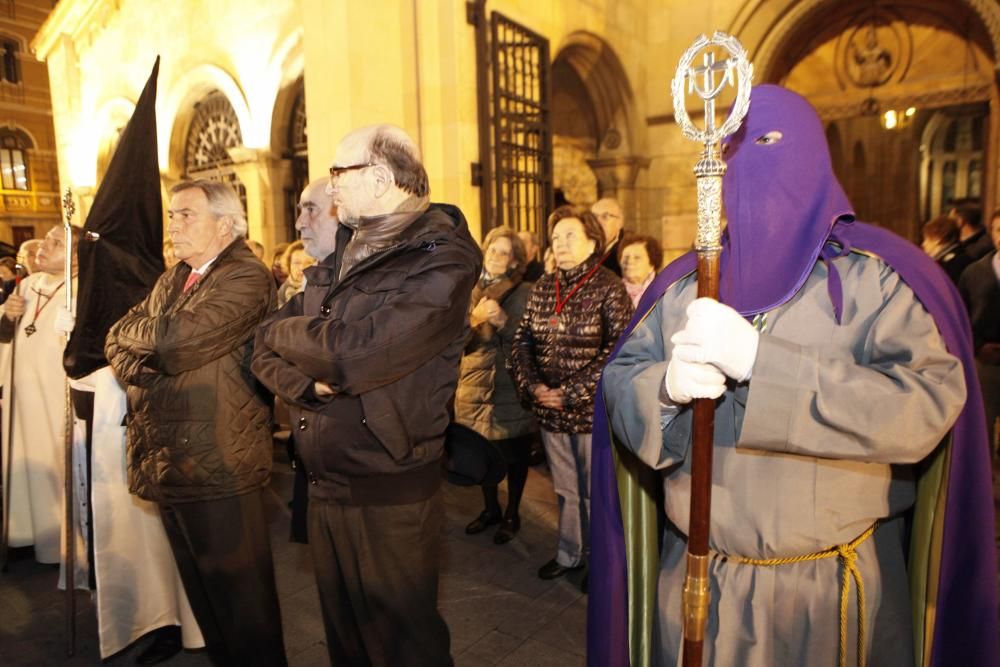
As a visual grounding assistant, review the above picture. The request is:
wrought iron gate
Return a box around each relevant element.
[469,3,553,242]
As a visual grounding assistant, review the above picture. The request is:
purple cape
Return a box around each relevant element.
[587,219,1000,666]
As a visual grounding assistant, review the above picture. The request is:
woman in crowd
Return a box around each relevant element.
[277,240,315,307]
[456,226,537,545]
[270,242,290,288]
[511,206,632,590]
[619,234,663,308]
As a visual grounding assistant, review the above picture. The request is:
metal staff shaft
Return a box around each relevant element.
[671,32,752,667]
[61,188,76,656]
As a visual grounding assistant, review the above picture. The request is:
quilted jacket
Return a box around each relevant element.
[454,274,536,441]
[511,252,632,433]
[251,203,482,505]
[106,239,276,503]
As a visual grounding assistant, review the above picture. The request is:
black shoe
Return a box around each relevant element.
[493,516,520,545]
[581,572,588,594]
[136,626,182,665]
[537,558,583,580]
[465,510,501,535]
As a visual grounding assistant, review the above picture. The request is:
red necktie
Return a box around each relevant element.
[183,271,201,293]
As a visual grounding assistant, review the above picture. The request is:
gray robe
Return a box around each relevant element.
[603,252,966,666]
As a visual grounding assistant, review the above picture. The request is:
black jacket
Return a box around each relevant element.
[106,239,277,503]
[959,250,1000,354]
[252,203,481,505]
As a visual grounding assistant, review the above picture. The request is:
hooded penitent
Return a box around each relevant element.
[588,84,998,667]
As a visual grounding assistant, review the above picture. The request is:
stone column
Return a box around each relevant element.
[229,147,292,252]
[586,154,650,234]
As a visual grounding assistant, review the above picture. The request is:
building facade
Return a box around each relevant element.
[1,0,60,249]
[30,0,1000,259]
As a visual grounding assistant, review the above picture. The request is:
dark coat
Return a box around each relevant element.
[251,204,482,505]
[105,239,277,503]
[959,250,1000,354]
[454,274,535,441]
[511,252,632,433]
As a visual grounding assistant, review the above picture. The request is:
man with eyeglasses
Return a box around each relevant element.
[591,197,626,277]
[252,125,481,667]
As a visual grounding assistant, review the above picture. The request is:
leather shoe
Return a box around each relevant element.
[135,626,182,665]
[493,516,520,545]
[581,571,588,594]
[537,558,583,580]
[465,510,501,535]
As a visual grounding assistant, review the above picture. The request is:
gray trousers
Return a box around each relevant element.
[540,429,592,567]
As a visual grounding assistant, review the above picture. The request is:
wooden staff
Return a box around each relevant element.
[0,265,25,572]
[671,33,752,666]
[61,188,76,656]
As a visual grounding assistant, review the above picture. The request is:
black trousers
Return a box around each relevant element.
[308,490,452,667]
[158,490,286,667]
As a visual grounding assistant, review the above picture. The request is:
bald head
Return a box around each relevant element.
[591,198,624,249]
[328,124,429,224]
[297,177,340,260]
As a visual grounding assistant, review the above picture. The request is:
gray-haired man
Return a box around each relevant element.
[106,180,285,666]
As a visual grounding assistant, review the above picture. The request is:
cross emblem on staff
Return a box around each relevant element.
[687,51,737,135]
[671,32,753,146]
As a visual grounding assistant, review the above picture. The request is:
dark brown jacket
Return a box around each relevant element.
[511,253,632,433]
[105,239,276,503]
[251,204,481,505]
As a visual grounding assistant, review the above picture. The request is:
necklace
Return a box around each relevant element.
[549,261,603,328]
[24,280,65,337]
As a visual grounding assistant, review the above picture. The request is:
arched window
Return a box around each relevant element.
[0,38,20,85]
[184,91,247,213]
[0,129,31,190]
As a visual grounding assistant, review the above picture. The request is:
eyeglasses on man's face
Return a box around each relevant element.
[328,162,376,183]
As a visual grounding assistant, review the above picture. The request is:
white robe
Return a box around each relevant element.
[1,273,75,565]
[89,366,204,657]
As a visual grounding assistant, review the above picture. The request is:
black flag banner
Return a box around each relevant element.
[63,57,164,379]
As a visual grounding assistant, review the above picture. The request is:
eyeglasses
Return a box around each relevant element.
[328,162,376,181]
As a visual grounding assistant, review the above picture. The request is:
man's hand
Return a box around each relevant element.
[54,307,75,335]
[313,381,335,397]
[3,293,25,320]
[671,298,760,382]
[664,356,727,405]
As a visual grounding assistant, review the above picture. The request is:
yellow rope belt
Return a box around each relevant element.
[714,520,881,667]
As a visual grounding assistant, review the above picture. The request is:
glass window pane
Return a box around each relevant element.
[1,149,13,189]
[968,159,982,199]
[11,149,27,190]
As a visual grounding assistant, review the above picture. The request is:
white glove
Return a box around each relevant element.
[53,307,75,335]
[670,298,759,382]
[664,355,727,405]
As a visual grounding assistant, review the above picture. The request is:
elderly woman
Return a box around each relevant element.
[619,234,663,308]
[277,240,315,307]
[511,205,632,588]
[455,226,537,544]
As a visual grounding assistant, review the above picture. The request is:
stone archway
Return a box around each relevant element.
[550,32,649,231]
[730,0,1000,240]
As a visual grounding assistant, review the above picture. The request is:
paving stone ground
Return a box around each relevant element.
[0,454,586,666]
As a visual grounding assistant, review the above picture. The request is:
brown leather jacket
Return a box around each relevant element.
[511,253,632,433]
[106,239,276,503]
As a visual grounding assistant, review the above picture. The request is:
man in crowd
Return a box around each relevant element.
[252,124,480,667]
[2,226,84,568]
[592,85,997,665]
[16,238,41,274]
[106,180,285,666]
[518,229,545,281]
[591,197,625,276]
[952,201,993,264]
[960,209,1000,453]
